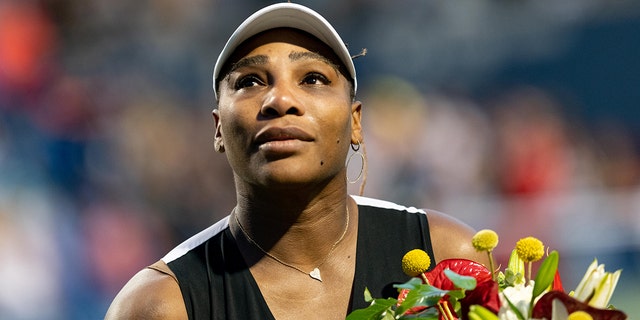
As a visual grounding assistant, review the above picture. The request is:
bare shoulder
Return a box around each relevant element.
[425,209,489,266]
[105,264,187,320]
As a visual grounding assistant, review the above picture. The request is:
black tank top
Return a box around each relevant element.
[163,196,435,319]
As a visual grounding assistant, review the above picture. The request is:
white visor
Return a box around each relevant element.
[212,3,357,99]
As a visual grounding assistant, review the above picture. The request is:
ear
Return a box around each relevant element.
[212,109,225,153]
[350,101,363,144]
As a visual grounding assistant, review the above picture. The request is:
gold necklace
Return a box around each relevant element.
[233,206,349,282]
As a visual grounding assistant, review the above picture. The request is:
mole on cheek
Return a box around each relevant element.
[320,161,324,166]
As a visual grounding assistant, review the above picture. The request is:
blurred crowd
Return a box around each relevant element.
[1,0,639,319]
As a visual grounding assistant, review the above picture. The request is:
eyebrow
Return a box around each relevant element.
[229,51,339,75]
[228,55,269,74]
[288,51,340,71]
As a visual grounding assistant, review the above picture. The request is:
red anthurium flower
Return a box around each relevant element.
[425,259,497,320]
[423,259,493,289]
[532,291,627,320]
[459,280,500,320]
[397,259,497,320]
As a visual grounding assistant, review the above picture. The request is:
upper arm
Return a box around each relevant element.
[105,266,188,320]
[426,209,490,267]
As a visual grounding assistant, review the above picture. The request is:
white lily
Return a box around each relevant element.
[570,259,621,308]
[588,269,621,308]
[498,281,533,320]
[572,259,603,301]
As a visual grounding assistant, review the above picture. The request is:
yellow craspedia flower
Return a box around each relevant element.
[402,249,431,277]
[568,311,593,320]
[515,236,545,262]
[472,229,499,252]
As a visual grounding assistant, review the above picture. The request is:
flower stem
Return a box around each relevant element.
[420,273,430,285]
[437,301,456,320]
[488,251,496,281]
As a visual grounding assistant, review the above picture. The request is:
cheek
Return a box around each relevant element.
[319,106,352,140]
[314,107,352,157]
[219,108,253,147]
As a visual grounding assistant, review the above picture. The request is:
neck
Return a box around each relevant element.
[231,193,353,269]
[233,165,348,210]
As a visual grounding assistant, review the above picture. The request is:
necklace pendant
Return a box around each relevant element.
[309,267,322,282]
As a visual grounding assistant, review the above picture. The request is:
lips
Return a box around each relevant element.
[254,126,314,146]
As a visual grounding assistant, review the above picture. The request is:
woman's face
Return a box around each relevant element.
[215,28,361,190]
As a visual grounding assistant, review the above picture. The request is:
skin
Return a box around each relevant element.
[105,28,489,320]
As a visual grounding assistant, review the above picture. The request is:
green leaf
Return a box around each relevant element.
[399,311,440,320]
[532,250,559,298]
[364,287,373,303]
[397,307,440,320]
[445,288,466,300]
[394,277,425,290]
[396,285,448,315]
[469,305,500,320]
[382,311,395,320]
[444,268,477,290]
[346,298,397,320]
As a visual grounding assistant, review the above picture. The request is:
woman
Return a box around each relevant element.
[105,3,488,319]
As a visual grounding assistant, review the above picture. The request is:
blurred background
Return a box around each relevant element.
[1,0,639,318]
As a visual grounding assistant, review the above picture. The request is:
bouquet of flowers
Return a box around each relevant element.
[346,229,626,320]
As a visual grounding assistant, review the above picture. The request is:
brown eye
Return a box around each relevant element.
[301,72,330,85]
[235,75,264,90]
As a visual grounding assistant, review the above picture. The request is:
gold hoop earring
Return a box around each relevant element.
[346,140,364,184]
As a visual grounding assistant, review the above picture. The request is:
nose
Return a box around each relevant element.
[260,82,305,117]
